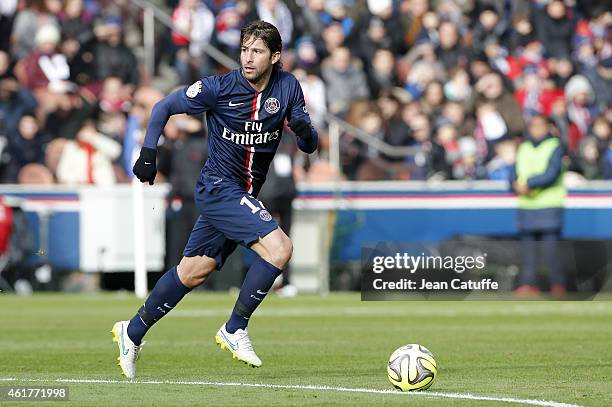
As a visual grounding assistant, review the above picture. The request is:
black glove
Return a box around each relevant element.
[288,118,312,141]
[132,147,157,185]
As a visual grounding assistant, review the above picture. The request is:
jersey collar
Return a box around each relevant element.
[237,67,278,94]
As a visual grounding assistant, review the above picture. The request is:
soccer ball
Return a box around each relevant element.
[387,344,437,391]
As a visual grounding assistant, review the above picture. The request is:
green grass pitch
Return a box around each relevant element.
[0,293,610,406]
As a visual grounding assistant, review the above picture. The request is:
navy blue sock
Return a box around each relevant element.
[127,266,191,345]
[226,258,282,333]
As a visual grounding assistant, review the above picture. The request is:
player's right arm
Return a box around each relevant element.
[133,78,219,184]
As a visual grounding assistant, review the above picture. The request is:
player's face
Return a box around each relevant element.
[240,36,280,85]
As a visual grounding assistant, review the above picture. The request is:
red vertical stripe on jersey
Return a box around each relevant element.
[250,92,259,120]
[246,92,260,192]
[245,146,254,193]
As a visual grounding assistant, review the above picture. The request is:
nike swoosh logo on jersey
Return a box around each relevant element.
[228,101,244,106]
[144,162,152,165]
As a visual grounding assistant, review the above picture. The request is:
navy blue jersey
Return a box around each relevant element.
[178,69,313,196]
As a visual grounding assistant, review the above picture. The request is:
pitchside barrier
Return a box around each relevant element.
[1,181,612,294]
[291,180,612,293]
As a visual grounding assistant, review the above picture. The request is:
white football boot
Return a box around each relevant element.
[111,320,143,378]
[214,323,262,367]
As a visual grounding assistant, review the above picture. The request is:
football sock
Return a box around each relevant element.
[226,257,282,333]
[127,266,191,345]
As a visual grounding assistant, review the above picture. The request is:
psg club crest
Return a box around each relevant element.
[186,80,202,98]
[264,97,280,114]
[259,210,272,222]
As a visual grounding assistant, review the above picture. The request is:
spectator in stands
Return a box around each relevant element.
[320,0,353,38]
[293,36,319,74]
[475,72,524,138]
[421,80,445,120]
[321,46,369,116]
[171,0,214,85]
[471,5,509,53]
[565,74,598,147]
[533,0,575,59]
[590,115,610,156]
[365,0,405,56]
[214,2,248,61]
[92,15,139,87]
[365,48,398,99]
[0,50,37,140]
[404,113,433,180]
[399,0,428,48]
[440,100,475,139]
[6,114,50,182]
[298,0,327,40]
[572,137,602,180]
[514,68,564,119]
[378,94,412,155]
[512,115,566,297]
[436,20,468,71]
[48,123,121,185]
[0,0,17,52]
[582,56,612,111]
[319,22,345,59]
[10,0,60,60]
[487,139,516,180]
[59,0,95,86]
[292,67,326,129]
[255,0,293,46]
[355,17,392,69]
[14,24,75,126]
[443,68,472,104]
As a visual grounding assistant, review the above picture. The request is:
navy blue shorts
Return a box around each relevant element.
[183,173,279,268]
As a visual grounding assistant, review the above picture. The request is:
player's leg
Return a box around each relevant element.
[215,227,291,367]
[201,185,288,366]
[125,255,217,344]
[112,215,225,378]
[225,227,292,332]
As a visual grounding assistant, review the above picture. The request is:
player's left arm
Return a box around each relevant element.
[287,80,318,154]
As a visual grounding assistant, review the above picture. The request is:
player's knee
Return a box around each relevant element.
[268,235,293,268]
[178,256,217,288]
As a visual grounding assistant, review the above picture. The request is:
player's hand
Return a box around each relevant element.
[133,147,157,185]
[288,118,312,141]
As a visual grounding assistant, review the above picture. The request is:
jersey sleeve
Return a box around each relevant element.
[287,78,312,125]
[288,77,319,154]
[181,76,220,114]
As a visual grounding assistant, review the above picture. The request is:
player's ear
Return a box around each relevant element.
[271,52,281,65]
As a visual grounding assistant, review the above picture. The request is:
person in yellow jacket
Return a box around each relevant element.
[512,115,566,297]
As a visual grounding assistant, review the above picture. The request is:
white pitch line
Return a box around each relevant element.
[0,377,581,407]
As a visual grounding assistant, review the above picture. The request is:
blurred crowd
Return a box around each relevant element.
[0,0,610,187]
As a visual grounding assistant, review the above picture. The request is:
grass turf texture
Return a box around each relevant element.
[0,293,610,406]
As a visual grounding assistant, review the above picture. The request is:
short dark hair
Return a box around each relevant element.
[240,20,282,68]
